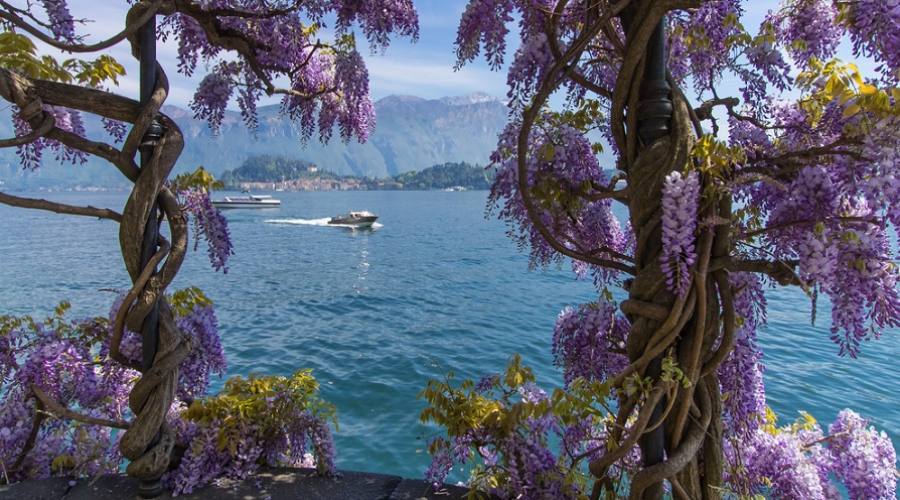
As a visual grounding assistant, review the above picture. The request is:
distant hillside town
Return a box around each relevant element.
[220,155,494,192]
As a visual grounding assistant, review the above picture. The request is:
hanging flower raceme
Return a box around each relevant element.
[455,0,515,70]
[178,187,234,273]
[488,118,628,283]
[671,0,745,92]
[660,170,700,297]
[13,105,88,170]
[771,0,841,66]
[828,410,898,499]
[39,0,75,41]
[841,0,900,82]
[552,301,629,387]
[718,272,767,433]
[164,0,418,144]
[191,69,235,134]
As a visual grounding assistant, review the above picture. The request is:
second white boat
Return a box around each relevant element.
[212,194,281,209]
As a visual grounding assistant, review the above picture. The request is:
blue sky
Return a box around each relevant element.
[48,1,512,107]
[39,0,859,109]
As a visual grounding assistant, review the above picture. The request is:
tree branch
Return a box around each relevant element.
[0,191,122,221]
[111,240,171,372]
[738,216,877,240]
[0,0,161,53]
[9,400,45,473]
[716,257,802,286]
[516,6,637,275]
[0,112,54,147]
[32,385,130,429]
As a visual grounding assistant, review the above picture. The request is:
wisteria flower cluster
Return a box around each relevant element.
[487,115,627,283]
[660,170,700,297]
[159,0,418,143]
[13,105,88,170]
[179,188,234,273]
[551,301,629,387]
[840,0,900,82]
[717,272,767,432]
[171,166,235,273]
[38,0,75,42]
[0,292,338,494]
[0,306,120,480]
[724,408,897,499]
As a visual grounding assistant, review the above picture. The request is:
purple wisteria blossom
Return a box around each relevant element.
[13,105,88,169]
[179,188,234,273]
[172,0,417,142]
[772,0,841,65]
[488,118,627,283]
[191,70,235,134]
[552,301,629,387]
[39,0,75,41]
[718,272,767,432]
[661,170,700,297]
[828,410,897,499]
[455,0,514,70]
[843,0,900,82]
[101,118,128,144]
[175,304,227,401]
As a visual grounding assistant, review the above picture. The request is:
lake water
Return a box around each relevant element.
[1,190,897,480]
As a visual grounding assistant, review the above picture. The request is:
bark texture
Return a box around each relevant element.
[0,0,191,483]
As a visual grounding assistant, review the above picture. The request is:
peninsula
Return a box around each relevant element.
[219,155,494,191]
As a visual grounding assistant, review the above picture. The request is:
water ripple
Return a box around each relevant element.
[0,191,896,481]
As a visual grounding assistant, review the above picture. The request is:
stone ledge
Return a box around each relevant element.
[0,468,474,500]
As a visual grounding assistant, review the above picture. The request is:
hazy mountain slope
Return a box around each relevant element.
[0,92,509,188]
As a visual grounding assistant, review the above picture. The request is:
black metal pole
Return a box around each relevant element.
[637,18,672,144]
[137,14,163,500]
[635,16,672,500]
[620,7,673,498]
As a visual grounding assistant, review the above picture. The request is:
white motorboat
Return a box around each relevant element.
[328,210,378,227]
[211,194,281,209]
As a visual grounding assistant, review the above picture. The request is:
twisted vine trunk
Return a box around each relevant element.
[116,12,192,483]
[0,1,192,485]
[116,71,189,482]
[619,87,731,500]
[577,2,734,497]
[513,1,735,496]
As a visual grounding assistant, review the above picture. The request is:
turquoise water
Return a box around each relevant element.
[1,190,897,480]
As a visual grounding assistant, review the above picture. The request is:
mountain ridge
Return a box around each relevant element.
[0,92,508,189]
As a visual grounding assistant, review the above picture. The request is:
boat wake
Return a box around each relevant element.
[265,218,383,230]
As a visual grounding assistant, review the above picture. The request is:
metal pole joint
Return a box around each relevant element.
[140,119,165,148]
[636,17,672,145]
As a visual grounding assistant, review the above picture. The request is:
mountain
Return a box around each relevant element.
[0,92,509,189]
